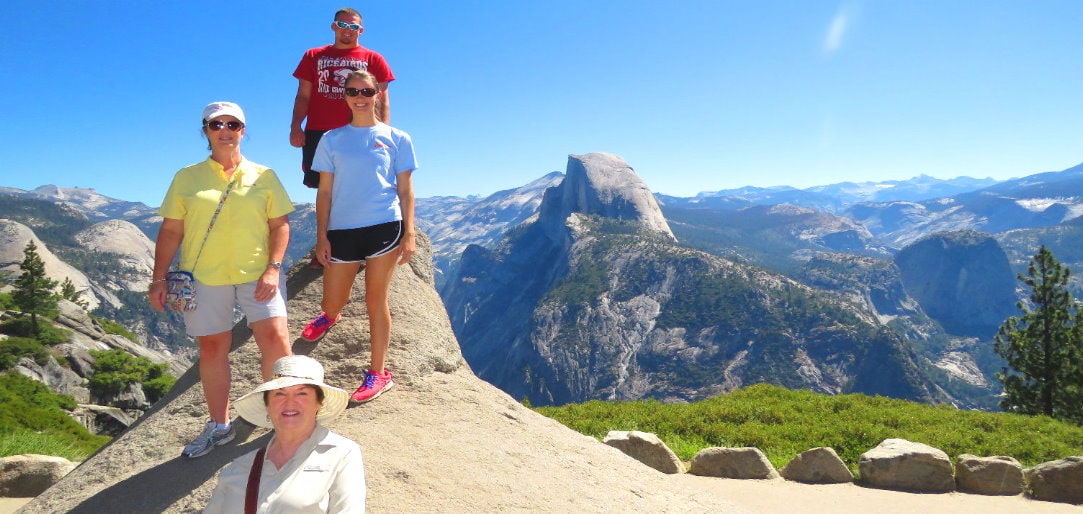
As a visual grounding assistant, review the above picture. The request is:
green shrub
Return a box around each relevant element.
[0,336,49,369]
[94,316,136,342]
[0,370,76,412]
[0,430,92,462]
[536,383,1083,472]
[142,372,177,403]
[88,350,148,394]
[0,317,71,345]
[88,349,175,402]
[0,372,108,458]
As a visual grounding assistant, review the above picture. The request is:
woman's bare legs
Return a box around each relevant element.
[363,251,399,373]
[250,316,291,381]
[321,260,364,320]
[195,331,232,424]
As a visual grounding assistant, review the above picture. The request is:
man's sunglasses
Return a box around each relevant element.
[204,120,244,131]
[335,20,361,31]
[344,87,378,98]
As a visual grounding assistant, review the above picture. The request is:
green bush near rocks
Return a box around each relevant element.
[0,372,109,459]
[536,383,1083,472]
[88,349,176,403]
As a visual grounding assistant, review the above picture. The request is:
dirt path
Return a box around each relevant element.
[673,474,1082,513]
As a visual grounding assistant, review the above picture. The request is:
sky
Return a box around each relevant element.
[2,1,1082,207]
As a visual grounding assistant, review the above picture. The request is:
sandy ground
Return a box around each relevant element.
[6,479,1082,514]
[674,475,1083,514]
[0,498,28,513]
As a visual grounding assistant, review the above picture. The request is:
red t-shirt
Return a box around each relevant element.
[293,45,395,131]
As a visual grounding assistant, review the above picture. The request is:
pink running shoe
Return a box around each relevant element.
[301,312,338,342]
[350,369,394,404]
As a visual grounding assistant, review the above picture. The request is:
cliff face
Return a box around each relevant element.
[0,219,98,310]
[538,153,675,243]
[22,234,747,513]
[445,154,941,407]
[453,224,939,406]
[894,230,1017,339]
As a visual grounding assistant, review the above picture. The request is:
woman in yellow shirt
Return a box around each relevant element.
[149,101,294,459]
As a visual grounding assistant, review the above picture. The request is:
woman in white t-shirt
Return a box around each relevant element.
[299,69,418,405]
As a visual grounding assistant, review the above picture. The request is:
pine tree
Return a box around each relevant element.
[11,241,59,337]
[994,245,1083,423]
[60,277,88,309]
[1068,307,1083,424]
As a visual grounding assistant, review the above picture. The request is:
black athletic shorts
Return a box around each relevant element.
[302,129,329,189]
[326,221,404,263]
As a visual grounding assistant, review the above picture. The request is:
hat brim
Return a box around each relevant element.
[234,377,349,429]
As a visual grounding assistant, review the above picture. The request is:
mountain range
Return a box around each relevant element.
[4,156,1083,410]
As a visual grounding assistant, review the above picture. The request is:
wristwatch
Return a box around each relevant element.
[268,261,283,270]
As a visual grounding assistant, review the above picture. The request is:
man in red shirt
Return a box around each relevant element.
[291,7,395,190]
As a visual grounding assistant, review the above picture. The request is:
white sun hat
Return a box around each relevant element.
[233,355,349,429]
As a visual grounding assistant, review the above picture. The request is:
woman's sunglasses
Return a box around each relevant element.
[205,120,244,131]
[344,87,378,98]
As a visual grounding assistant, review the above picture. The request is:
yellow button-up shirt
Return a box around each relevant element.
[159,158,294,286]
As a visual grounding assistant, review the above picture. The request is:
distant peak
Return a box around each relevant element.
[538,152,675,241]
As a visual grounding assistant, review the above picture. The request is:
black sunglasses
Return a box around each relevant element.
[335,20,361,31]
[344,87,378,98]
[205,120,244,131]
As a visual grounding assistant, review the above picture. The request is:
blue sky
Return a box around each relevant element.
[2,1,1082,207]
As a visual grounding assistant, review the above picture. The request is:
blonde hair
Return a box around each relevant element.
[345,69,378,88]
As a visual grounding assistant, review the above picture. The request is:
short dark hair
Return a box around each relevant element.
[335,8,362,22]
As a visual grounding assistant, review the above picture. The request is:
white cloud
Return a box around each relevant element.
[823,6,852,53]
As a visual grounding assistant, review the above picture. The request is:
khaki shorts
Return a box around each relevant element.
[182,279,287,337]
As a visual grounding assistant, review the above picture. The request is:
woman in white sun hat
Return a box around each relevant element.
[204,355,364,513]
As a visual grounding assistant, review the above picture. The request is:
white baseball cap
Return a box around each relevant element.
[201,101,246,124]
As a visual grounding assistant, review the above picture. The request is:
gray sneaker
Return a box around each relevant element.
[182,420,235,459]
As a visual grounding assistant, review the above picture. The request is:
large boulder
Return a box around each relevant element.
[0,455,76,497]
[858,438,954,493]
[53,300,189,378]
[54,299,107,340]
[603,430,684,474]
[56,344,97,378]
[19,234,750,513]
[688,447,780,479]
[780,447,853,484]
[71,405,137,437]
[15,356,90,403]
[1025,456,1083,504]
[955,454,1024,496]
[94,382,150,412]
